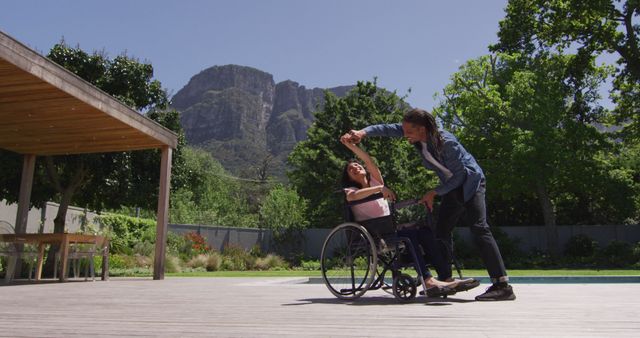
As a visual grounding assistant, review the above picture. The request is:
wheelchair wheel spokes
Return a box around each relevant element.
[392,273,417,301]
[321,223,377,300]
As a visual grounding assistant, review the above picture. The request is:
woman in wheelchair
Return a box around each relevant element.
[340,136,460,297]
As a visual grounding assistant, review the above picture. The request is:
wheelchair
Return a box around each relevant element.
[320,193,464,302]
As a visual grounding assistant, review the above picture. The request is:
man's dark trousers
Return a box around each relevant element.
[435,180,507,281]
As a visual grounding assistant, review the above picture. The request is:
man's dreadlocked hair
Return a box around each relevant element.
[402,108,444,156]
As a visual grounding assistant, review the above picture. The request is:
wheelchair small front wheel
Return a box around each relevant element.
[321,222,377,300]
[392,273,417,301]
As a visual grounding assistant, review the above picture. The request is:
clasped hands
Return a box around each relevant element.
[340,130,365,145]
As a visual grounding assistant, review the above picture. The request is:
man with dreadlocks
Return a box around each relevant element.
[343,108,515,301]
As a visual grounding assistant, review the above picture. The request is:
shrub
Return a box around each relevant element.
[133,241,155,256]
[134,255,153,268]
[93,256,102,272]
[564,234,598,258]
[97,214,156,254]
[249,244,263,257]
[167,232,190,258]
[221,256,246,271]
[633,242,640,263]
[522,249,561,269]
[187,254,209,270]
[187,253,222,271]
[164,255,182,273]
[353,256,368,270]
[184,232,211,255]
[166,231,213,261]
[259,185,309,253]
[490,227,524,267]
[451,232,482,269]
[299,259,321,271]
[598,240,634,267]
[108,254,139,269]
[254,254,288,270]
[206,252,222,271]
[221,244,254,270]
[451,227,528,268]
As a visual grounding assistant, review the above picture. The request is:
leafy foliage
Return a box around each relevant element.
[564,234,599,258]
[184,232,211,255]
[259,185,309,238]
[47,42,168,111]
[434,53,637,226]
[168,146,260,228]
[492,0,640,142]
[97,214,156,254]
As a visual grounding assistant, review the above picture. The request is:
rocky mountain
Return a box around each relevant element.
[172,65,352,179]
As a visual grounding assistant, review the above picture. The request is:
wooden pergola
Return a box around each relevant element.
[0,30,177,280]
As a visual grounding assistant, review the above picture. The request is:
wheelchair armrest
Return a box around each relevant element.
[395,222,418,230]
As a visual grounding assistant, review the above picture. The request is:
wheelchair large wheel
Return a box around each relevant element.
[321,223,377,300]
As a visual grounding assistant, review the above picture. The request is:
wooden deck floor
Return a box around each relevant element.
[0,277,639,337]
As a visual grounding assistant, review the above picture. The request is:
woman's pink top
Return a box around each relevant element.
[344,177,390,221]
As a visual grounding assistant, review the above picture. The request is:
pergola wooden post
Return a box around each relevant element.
[154,146,172,280]
[10,154,36,277]
[15,154,36,234]
[1,30,178,280]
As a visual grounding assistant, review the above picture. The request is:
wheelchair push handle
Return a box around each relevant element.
[391,198,420,210]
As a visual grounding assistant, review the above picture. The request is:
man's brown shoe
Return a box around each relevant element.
[475,283,516,301]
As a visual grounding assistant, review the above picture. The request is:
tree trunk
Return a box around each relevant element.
[53,188,74,234]
[41,156,88,277]
[42,187,75,276]
[536,182,559,256]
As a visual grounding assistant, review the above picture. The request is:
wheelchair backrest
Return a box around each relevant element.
[340,191,436,234]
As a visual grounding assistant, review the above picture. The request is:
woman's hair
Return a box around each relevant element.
[341,160,369,189]
[403,108,443,156]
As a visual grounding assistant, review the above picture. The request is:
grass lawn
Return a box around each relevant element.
[166,269,640,278]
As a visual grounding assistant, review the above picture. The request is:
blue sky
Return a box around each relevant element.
[1,0,509,109]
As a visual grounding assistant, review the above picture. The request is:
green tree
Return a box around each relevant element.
[434,53,634,254]
[169,146,259,228]
[40,43,187,229]
[259,185,309,239]
[288,81,437,228]
[492,0,640,141]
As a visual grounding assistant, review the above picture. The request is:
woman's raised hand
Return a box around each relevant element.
[340,133,352,145]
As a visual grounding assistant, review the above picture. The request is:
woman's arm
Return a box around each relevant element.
[340,136,384,184]
[345,185,384,202]
[340,136,396,201]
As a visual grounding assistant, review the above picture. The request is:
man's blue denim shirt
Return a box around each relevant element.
[363,123,484,202]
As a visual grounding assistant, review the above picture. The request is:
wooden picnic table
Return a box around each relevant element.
[0,233,109,282]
